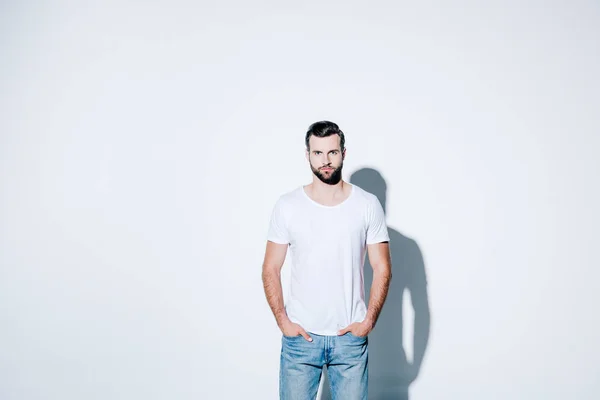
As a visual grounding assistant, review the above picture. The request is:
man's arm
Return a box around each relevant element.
[337,241,392,336]
[261,240,312,341]
[261,240,289,328]
[364,241,392,328]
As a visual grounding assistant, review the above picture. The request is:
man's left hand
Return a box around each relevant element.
[337,319,374,337]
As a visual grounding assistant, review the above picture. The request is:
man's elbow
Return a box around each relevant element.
[262,262,281,279]
[372,262,392,280]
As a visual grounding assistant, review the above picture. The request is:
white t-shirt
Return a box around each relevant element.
[266,183,390,336]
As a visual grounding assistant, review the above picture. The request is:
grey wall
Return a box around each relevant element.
[2,1,599,399]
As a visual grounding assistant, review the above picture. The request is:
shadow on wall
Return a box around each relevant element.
[320,167,431,400]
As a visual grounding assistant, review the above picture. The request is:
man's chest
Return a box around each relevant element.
[287,209,367,248]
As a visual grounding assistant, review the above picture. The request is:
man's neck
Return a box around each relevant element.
[308,179,348,201]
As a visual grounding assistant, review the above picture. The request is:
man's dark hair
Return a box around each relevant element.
[305,121,345,151]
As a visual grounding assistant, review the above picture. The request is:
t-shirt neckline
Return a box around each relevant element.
[301,183,355,209]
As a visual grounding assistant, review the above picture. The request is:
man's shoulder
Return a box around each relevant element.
[273,186,304,207]
[350,184,379,204]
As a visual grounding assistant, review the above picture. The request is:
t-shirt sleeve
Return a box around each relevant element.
[366,196,390,244]
[266,198,290,244]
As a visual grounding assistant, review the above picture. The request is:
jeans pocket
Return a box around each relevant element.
[282,333,301,339]
[348,332,368,341]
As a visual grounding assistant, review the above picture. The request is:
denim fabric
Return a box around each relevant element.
[279,332,368,400]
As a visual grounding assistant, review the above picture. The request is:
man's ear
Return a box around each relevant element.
[342,148,346,160]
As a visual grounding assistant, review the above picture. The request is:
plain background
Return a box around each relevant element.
[1,1,599,399]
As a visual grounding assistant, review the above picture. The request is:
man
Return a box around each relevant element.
[262,121,392,399]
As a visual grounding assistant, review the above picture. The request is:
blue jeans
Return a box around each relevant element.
[279,332,368,400]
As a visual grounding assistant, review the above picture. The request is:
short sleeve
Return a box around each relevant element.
[266,198,290,244]
[366,196,390,244]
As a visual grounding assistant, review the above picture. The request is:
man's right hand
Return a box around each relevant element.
[280,320,312,342]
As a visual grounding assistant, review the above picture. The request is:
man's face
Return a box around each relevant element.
[306,135,345,185]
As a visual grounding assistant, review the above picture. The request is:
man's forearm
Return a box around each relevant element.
[365,266,392,327]
[262,267,289,328]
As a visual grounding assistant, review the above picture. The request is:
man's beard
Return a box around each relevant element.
[311,163,343,185]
